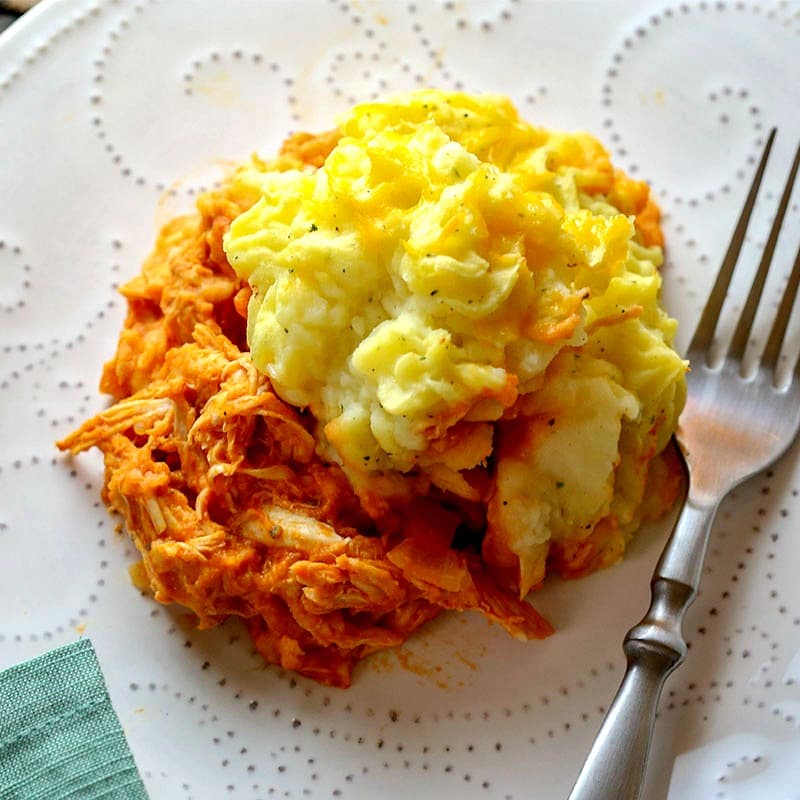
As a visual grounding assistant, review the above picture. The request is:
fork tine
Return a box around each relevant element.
[761,238,800,375]
[688,128,777,358]
[729,140,800,362]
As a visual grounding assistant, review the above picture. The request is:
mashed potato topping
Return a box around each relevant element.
[224,90,687,592]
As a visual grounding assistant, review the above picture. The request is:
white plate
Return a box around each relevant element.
[1,1,800,798]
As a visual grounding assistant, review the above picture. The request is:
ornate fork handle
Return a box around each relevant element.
[567,499,716,800]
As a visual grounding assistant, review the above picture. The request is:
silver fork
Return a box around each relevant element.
[568,130,800,800]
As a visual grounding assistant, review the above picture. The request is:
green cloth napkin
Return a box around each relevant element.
[0,638,148,800]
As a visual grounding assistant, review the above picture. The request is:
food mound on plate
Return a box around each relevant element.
[58,90,687,687]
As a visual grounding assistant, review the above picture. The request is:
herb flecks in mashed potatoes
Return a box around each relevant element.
[224,90,686,594]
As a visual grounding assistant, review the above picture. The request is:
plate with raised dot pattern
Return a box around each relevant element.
[1,0,800,798]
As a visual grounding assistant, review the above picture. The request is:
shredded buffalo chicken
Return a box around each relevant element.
[57,133,562,687]
[58,127,681,686]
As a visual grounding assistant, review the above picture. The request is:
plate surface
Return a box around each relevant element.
[1,1,800,798]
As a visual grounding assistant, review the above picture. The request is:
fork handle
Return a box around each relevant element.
[567,502,716,800]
